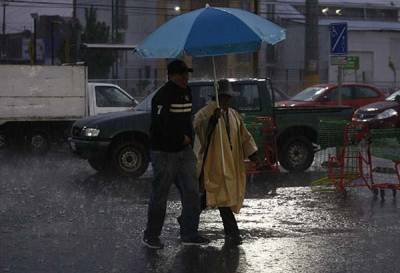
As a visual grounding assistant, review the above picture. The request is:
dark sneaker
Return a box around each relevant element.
[225,235,242,246]
[181,235,210,246]
[142,237,164,249]
[177,216,183,236]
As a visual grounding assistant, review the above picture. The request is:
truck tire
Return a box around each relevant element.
[111,140,149,178]
[29,132,50,154]
[278,136,314,172]
[88,158,108,172]
[0,132,7,150]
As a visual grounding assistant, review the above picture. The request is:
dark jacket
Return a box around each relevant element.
[150,81,193,152]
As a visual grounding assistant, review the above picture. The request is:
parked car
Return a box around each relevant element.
[0,65,138,153]
[69,79,353,178]
[277,83,386,109]
[352,90,400,129]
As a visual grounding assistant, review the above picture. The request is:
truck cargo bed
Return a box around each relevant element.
[0,65,87,122]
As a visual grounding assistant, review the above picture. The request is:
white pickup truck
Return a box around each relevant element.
[0,64,137,153]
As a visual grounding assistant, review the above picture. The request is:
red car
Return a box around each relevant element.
[353,90,400,129]
[277,83,386,109]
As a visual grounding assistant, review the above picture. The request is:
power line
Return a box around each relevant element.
[2,0,400,24]
[5,1,392,20]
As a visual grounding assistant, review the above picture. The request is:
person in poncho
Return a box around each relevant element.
[193,79,259,245]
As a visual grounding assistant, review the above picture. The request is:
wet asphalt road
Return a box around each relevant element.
[1,150,400,273]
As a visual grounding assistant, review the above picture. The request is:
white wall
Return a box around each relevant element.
[328,31,400,90]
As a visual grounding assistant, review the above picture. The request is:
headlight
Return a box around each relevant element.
[376,109,398,120]
[82,127,100,137]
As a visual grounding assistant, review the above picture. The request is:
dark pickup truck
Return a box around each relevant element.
[69,79,353,178]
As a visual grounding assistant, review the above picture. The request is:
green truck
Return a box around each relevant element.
[69,79,353,178]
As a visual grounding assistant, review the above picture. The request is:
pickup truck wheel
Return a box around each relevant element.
[111,140,149,178]
[279,136,314,172]
[29,133,50,154]
[88,158,108,172]
[0,133,7,150]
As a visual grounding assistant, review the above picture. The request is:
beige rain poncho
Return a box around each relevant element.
[193,101,258,213]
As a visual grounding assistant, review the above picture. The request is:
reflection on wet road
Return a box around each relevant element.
[1,152,400,273]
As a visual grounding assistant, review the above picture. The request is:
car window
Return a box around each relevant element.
[95,86,133,107]
[272,88,287,101]
[353,86,379,99]
[292,87,327,101]
[135,90,158,111]
[327,87,353,101]
[231,83,261,112]
[387,90,400,101]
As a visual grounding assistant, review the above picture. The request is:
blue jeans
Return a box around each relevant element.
[144,146,200,240]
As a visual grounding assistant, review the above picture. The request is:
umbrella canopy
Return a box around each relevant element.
[135,5,286,58]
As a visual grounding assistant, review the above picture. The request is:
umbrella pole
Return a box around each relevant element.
[212,56,226,173]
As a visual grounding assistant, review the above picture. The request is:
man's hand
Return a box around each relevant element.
[183,135,192,145]
[210,108,222,125]
[249,153,262,169]
[213,108,222,119]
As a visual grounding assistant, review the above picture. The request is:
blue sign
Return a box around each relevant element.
[330,23,348,55]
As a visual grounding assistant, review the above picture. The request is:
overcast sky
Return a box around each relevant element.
[1,0,73,33]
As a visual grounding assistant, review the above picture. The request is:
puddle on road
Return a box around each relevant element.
[2,153,400,273]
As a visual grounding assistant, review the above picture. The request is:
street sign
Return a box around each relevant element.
[331,55,347,65]
[343,56,359,70]
[330,23,348,55]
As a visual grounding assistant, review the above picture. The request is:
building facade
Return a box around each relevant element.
[272,0,400,95]
[0,15,76,65]
[76,0,161,97]
[75,0,259,97]
[76,0,400,97]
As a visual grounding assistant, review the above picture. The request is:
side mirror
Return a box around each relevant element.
[395,95,400,103]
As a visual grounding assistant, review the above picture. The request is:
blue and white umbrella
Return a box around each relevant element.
[135,5,286,102]
[135,5,286,58]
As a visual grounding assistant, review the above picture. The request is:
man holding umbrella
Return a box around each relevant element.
[143,60,209,249]
[136,3,286,249]
[194,79,259,245]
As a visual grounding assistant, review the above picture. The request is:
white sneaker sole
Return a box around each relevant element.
[181,241,209,246]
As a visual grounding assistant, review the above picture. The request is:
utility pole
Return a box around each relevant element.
[111,0,115,78]
[50,21,61,65]
[51,22,55,64]
[72,0,80,63]
[31,13,38,65]
[1,1,7,60]
[1,2,5,36]
[111,0,115,42]
[115,0,119,79]
[304,0,319,87]
[72,0,76,18]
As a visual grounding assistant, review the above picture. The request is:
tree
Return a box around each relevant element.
[81,7,114,79]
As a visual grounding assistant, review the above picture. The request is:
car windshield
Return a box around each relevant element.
[291,87,327,101]
[134,90,158,111]
[386,90,400,101]
[95,86,135,108]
